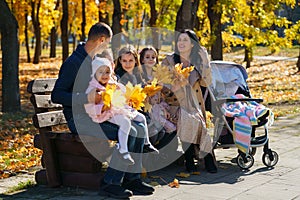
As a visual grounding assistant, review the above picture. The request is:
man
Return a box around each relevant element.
[51,22,154,199]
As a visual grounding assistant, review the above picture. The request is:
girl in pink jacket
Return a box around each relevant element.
[84,57,158,165]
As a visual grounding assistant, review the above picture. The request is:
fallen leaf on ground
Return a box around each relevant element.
[176,172,190,178]
[168,178,179,188]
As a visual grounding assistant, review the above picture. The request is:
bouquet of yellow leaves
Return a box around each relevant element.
[101,84,126,111]
[173,63,194,86]
[152,64,174,85]
[124,82,147,110]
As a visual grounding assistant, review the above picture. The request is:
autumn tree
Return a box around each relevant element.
[50,0,60,58]
[80,0,86,41]
[0,0,21,112]
[225,0,296,68]
[112,0,122,57]
[30,0,42,64]
[208,0,222,60]
[285,20,300,72]
[61,0,69,62]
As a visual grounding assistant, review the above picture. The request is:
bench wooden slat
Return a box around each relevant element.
[33,110,66,128]
[27,78,57,94]
[58,153,102,173]
[33,94,62,109]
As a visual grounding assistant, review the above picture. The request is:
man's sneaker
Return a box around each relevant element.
[143,144,159,154]
[122,179,155,195]
[99,184,133,199]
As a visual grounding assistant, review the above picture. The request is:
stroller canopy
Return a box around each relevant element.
[209,61,249,99]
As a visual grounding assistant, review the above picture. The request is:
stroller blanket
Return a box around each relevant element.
[221,94,274,154]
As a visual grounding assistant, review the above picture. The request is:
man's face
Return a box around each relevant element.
[97,36,112,53]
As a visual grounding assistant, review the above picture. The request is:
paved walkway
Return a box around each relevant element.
[0,113,299,200]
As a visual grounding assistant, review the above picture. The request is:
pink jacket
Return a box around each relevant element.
[84,78,137,123]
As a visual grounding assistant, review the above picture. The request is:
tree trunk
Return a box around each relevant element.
[208,0,223,60]
[191,0,200,30]
[32,0,42,64]
[98,0,109,24]
[50,0,60,58]
[50,27,57,58]
[244,46,253,68]
[149,0,159,52]
[24,11,31,63]
[61,0,69,62]
[112,0,122,58]
[80,0,86,42]
[0,0,21,112]
[175,0,192,31]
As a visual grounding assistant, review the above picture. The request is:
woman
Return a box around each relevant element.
[139,46,159,82]
[161,29,217,173]
[114,45,145,86]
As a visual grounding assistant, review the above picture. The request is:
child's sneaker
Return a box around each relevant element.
[143,144,159,154]
[119,151,135,165]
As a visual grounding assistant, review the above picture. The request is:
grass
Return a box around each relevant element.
[4,180,36,194]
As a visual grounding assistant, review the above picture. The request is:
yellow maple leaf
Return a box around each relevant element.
[176,172,190,178]
[174,63,194,79]
[111,89,126,108]
[124,82,147,110]
[168,178,180,188]
[143,101,152,113]
[152,64,174,85]
[142,78,163,97]
[191,171,201,175]
[102,84,117,110]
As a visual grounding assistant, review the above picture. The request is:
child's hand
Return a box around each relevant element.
[87,88,102,104]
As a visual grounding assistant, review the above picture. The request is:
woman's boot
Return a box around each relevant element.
[182,142,197,172]
[204,153,217,173]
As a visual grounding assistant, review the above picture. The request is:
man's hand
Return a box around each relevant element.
[87,88,102,104]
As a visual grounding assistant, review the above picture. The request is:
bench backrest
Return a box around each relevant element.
[27,78,67,130]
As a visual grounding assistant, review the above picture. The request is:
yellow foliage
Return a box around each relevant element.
[174,63,194,79]
[152,65,174,85]
[168,178,180,188]
[142,78,163,97]
[176,172,190,178]
[124,83,147,110]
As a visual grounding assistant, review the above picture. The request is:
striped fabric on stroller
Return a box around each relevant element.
[208,61,278,169]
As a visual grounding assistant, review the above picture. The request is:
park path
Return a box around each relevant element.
[0,112,299,199]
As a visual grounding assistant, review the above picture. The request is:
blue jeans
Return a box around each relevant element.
[103,121,146,185]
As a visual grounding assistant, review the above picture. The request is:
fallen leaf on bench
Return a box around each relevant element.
[168,178,179,188]
[176,172,190,178]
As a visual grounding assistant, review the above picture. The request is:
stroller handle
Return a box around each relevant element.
[213,98,263,106]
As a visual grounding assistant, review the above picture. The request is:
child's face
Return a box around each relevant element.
[120,53,135,74]
[95,66,111,85]
[142,50,157,67]
[150,94,159,104]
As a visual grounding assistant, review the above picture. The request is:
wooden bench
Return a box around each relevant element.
[27,78,113,189]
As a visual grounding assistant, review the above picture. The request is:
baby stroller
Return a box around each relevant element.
[208,60,279,170]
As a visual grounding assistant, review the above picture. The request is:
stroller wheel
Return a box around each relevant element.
[262,150,279,167]
[237,153,254,169]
